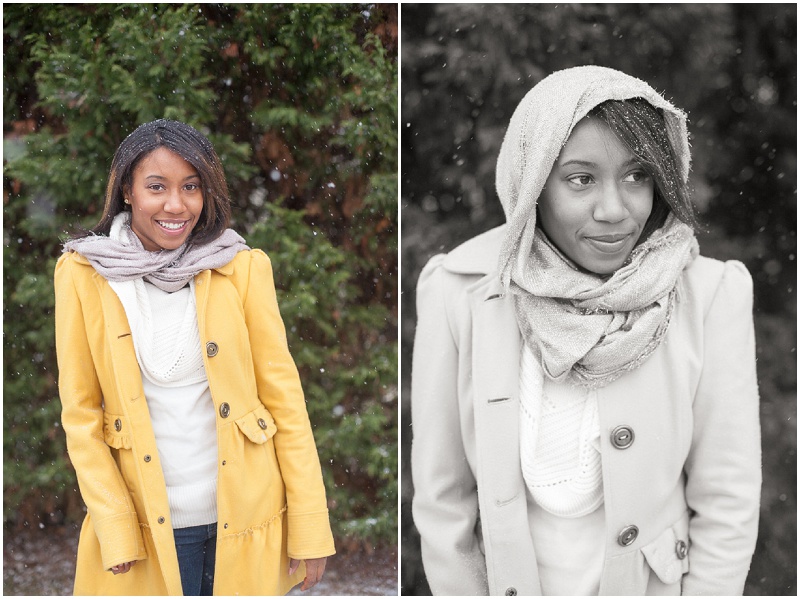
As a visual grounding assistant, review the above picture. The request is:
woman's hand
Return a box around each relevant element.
[110,561,137,575]
[289,557,327,591]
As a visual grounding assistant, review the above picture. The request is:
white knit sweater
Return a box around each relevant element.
[519,343,603,516]
[519,342,605,593]
[109,278,218,529]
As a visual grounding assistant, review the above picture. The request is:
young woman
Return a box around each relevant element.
[411,66,761,595]
[55,119,335,595]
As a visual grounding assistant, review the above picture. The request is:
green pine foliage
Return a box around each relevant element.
[4,3,397,547]
[247,205,397,542]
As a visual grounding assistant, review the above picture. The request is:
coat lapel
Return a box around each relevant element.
[93,273,144,405]
[440,225,541,593]
[92,273,183,595]
[471,276,520,409]
[468,275,542,595]
[193,269,211,341]
[194,263,234,340]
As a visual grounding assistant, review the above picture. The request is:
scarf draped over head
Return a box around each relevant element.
[63,212,249,292]
[495,65,699,388]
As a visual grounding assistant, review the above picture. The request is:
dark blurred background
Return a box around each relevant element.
[400,4,795,595]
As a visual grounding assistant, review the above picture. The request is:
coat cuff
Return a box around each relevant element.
[286,509,336,559]
[93,511,147,570]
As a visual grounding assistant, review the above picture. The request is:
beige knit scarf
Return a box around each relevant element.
[512,215,698,388]
[63,212,248,293]
[496,66,699,388]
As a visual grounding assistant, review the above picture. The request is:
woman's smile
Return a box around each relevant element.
[156,219,189,231]
[582,232,634,254]
[155,219,192,237]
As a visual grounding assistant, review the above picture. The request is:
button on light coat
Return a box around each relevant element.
[55,248,335,595]
[411,226,761,596]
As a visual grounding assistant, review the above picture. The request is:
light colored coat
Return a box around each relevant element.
[411,225,761,596]
[55,248,335,596]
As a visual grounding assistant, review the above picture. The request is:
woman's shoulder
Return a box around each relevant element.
[416,225,507,312]
[55,249,94,279]
[421,224,507,278]
[57,248,89,264]
[221,247,271,273]
[682,255,754,314]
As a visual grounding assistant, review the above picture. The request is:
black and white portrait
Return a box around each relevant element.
[401,4,796,596]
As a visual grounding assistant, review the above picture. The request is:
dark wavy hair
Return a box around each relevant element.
[589,98,699,242]
[87,119,231,245]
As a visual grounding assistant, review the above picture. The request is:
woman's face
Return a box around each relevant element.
[537,117,654,275]
[126,147,204,251]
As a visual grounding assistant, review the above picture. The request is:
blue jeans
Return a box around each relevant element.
[173,522,216,596]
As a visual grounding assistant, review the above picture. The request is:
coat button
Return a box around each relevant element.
[676,539,688,559]
[206,341,219,357]
[505,588,517,596]
[257,418,268,430]
[157,516,165,524]
[617,525,639,546]
[114,419,122,432]
[219,402,231,418]
[144,454,151,462]
[611,425,635,449]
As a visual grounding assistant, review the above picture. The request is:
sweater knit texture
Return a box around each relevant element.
[519,343,603,517]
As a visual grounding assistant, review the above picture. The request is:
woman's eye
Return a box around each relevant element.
[184,183,200,191]
[147,184,165,191]
[567,174,594,187]
[623,170,650,183]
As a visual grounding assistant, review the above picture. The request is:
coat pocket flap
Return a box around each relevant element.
[235,406,277,444]
[641,513,690,585]
[103,413,132,449]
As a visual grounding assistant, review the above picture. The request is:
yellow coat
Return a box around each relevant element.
[55,248,335,595]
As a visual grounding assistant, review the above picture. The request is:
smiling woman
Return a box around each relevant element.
[55,119,335,595]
